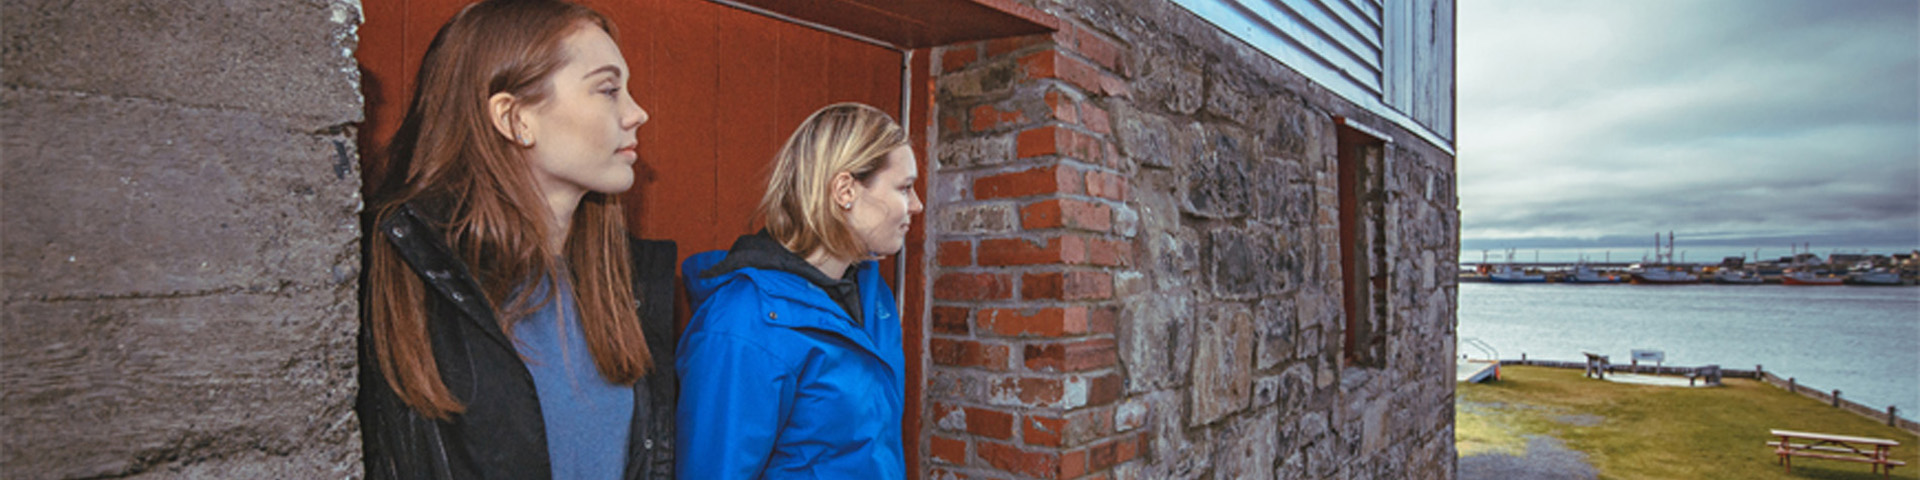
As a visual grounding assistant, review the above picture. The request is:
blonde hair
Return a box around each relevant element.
[757,103,908,261]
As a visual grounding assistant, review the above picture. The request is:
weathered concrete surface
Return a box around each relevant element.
[1,0,364,130]
[1,0,364,478]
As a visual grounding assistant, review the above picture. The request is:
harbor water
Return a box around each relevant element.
[1458,282,1920,413]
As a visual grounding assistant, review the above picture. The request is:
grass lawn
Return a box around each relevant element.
[1458,365,1919,480]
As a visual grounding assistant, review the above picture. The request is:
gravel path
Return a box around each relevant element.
[1459,435,1598,480]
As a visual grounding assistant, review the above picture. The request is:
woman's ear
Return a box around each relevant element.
[487,92,527,146]
[831,171,858,210]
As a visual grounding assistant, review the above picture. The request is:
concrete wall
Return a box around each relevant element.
[2,1,365,478]
[923,0,1457,478]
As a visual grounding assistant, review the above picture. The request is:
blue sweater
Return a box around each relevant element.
[512,278,632,480]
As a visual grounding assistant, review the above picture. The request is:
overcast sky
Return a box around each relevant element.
[1457,0,1920,254]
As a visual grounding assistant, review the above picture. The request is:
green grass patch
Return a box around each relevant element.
[1459,365,1919,479]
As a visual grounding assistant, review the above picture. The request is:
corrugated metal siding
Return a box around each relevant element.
[1173,0,1453,146]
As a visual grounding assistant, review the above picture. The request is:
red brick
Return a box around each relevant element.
[941,110,966,136]
[1089,440,1117,471]
[1013,377,1065,406]
[935,272,1012,301]
[966,406,1017,440]
[931,338,1010,371]
[1086,373,1124,407]
[1085,237,1132,267]
[1081,101,1112,135]
[977,441,1060,478]
[1065,271,1113,300]
[1016,126,1104,162]
[1085,170,1127,201]
[928,467,970,480]
[974,165,1083,200]
[943,44,980,73]
[977,306,1091,338]
[931,435,968,465]
[1044,90,1080,125]
[1018,49,1128,97]
[1021,272,1063,300]
[1025,338,1118,372]
[977,236,1089,266]
[986,33,1051,59]
[1072,26,1126,74]
[938,240,972,266]
[1114,433,1145,463]
[972,103,1028,132]
[933,306,972,335]
[1022,415,1067,447]
[1088,306,1119,334]
[1021,198,1111,232]
[1059,448,1088,478]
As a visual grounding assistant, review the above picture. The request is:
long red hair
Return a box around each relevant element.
[364,0,650,420]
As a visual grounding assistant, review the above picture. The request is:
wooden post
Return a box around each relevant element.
[1788,377,1796,393]
[1831,389,1841,408]
[1890,406,1899,427]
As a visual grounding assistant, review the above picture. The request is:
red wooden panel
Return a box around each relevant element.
[713,10,787,241]
[638,0,722,254]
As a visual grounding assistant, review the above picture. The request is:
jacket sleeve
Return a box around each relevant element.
[676,328,796,480]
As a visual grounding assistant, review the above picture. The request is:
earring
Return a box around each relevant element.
[842,202,853,210]
[515,134,528,146]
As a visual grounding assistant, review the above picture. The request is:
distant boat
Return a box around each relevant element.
[1712,269,1763,285]
[1631,231,1698,284]
[1630,265,1699,285]
[1563,263,1621,284]
[1846,270,1904,286]
[1489,265,1547,283]
[1781,270,1843,286]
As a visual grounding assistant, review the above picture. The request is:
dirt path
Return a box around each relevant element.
[1459,435,1598,480]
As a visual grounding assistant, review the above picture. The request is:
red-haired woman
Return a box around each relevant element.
[358,1,675,478]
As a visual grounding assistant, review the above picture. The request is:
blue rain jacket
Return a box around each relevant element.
[676,249,905,480]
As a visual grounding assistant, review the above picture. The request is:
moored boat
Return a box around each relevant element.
[1630,266,1699,285]
[1489,265,1547,283]
[1712,268,1763,285]
[1846,270,1905,286]
[1780,270,1843,286]
[1563,263,1621,284]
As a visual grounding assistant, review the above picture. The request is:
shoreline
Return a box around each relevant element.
[1492,356,1919,435]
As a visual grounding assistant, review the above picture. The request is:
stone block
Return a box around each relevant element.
[1,291,357,479]
[935,203,1017,234]
[1,0,362,130]
[1132,43,1203,115]
[1211,409,1278,480]
[1189,305,1253,426]
[1180,128,1252,218]
[937,59,1018,100]
[1118,291,1192,393]
[935,134,1015,170]
[2,89,360,301]
[1202,68,1254,123]
[1145,229,1197,293]
[1255,296,1298,370]
[1112,103,1174,169]
[1206,229,1259,299]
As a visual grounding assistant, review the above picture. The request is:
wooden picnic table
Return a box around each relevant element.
[1768,429,1905,478]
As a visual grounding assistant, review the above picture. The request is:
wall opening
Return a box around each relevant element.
[1337,116,1390,368]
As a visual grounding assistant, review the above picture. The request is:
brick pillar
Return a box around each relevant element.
[926,20,1146,480]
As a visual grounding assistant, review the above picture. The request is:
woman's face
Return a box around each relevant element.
[847,146,924,257]
[521,25,648,199]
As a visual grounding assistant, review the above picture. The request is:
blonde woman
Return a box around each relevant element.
[677,103,922,479]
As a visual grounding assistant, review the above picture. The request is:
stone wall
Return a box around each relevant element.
[923,1,1457,478]
[2,1,365,478]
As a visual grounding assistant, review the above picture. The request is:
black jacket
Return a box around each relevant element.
[359,203,678,480]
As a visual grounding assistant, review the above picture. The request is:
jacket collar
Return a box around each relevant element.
[377,202,515,352]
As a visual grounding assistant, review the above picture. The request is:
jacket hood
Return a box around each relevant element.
[684,232,864,325]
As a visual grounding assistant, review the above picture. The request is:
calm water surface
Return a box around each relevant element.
[1458,282,1920,412]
